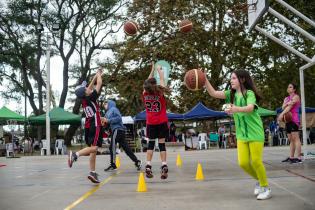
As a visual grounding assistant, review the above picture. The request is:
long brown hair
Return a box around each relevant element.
[143,78,169,95]
[230,70,261,105]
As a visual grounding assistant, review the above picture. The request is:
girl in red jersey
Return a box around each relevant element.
[68,68,103,184]
[143,62,169,179]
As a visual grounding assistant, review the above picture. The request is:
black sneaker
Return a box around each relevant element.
[135,160,142,171]
[68,151,77,168]
[290,158,303,164]
[281,157,291,162]
[88,172,100,183]
[104,164,117,171]
[160,165,168,180]
[145,165,153,178]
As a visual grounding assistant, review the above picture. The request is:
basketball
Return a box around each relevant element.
[123,20,138,36]
[283,112,292,123]
[179,19,193,33]
[184,69,206,91]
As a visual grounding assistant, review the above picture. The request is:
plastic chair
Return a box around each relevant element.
[198,133,208,150]
[55,139,64,155]
[277,131,288,146]
[6,143,14,157]
[209,133,219,148]
[41,140,48,156]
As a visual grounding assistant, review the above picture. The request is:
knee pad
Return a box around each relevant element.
[148,140,155,150]
[158,143,166,151]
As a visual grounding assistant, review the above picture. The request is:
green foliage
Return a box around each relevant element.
[109,0,315,116]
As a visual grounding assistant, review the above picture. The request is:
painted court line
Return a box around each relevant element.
[269,180,314,206]
[64,171,122,210]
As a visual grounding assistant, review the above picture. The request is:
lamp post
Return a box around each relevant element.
[38,22,60,155]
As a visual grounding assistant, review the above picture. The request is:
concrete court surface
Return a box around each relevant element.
[0,146,315,210]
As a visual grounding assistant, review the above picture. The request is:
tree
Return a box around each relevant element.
[0,0,128,145]
[108,0,315,117]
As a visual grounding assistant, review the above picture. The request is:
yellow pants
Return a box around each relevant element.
[237,141,268,187]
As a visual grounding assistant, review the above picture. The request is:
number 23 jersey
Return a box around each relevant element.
[142,91,168,125]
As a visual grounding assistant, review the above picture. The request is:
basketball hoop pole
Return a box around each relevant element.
[254,26,313,63]
[46,33,51,156]
[300,60,315,159]
[275,0,315,27]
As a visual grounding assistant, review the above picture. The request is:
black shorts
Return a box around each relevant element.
[285,122,299,134]
[85,127,102,147]
[146,122,169,139]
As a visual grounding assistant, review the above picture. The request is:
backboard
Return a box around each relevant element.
[248,0,269,32]
[153,60,171,86]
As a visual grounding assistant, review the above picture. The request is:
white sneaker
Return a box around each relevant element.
[257,187,272,200]
[254,182,261,196]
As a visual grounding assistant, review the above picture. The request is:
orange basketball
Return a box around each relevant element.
[184,69,206,91]
[179,19,193,33]
[123,20,138,36]
[283,112,292,123]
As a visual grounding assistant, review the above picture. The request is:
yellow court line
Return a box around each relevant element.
[64,171,122,210]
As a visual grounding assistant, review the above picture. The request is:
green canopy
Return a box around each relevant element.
[0,106,25,124]
[257,107,277,117]
[29,107,81,125]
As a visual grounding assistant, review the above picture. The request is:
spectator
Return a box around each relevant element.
[218,124,226,148]
[278,83,302,164]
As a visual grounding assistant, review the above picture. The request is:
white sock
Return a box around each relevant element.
[76,152,80,157]
[162,162,167,165]
[146,161,151,166]
[91,171,96,173]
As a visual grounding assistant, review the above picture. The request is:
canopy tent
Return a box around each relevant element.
[0,106,25,125]
[257,107,277,117]
[183,102,227,120]
[134,110,184,121]
[276,107,315,114]
[28,107,81,125]
[122,116,134,124]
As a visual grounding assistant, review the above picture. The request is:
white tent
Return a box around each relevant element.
[122,116,134,124]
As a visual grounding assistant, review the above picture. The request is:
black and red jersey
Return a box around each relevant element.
[142,91,168,125]
[82,90,101,128]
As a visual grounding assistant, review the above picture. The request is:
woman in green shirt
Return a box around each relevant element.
[204,70,271,200]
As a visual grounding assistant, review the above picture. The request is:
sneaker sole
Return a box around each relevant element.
[145,171,153,178]
[88,175,100,184]
[161,174,168,179]
[104,168,117,172]
[257,195,272,200]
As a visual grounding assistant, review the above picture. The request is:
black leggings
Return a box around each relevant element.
[110,129,138,165]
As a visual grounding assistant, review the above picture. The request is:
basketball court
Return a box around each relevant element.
[0,146,315,210]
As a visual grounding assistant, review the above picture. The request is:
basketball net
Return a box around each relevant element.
[227,0,258,17]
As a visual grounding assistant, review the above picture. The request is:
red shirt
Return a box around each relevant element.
[142,91,168,125]
[82,90,101,128]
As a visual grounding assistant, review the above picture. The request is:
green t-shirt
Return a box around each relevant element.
[224,90,264,142]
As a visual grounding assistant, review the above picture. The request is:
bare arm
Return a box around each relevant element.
[204,76,225,99]
[148,61,155,79]
[278,95,299,120]
[281,98,288,109]
[95,68,103,94]
[226,104,255,114]
[87,74,98,91]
